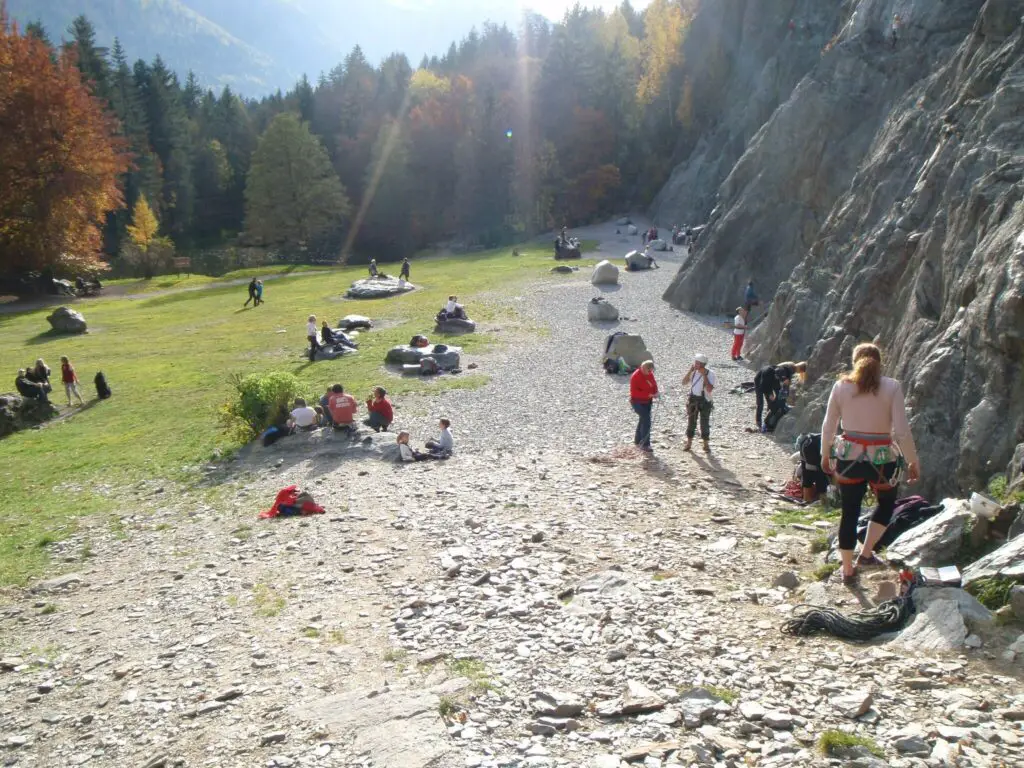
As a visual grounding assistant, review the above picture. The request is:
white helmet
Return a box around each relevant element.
[694,353,708,364]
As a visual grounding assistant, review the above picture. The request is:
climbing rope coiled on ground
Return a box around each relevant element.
[781,596,915,641]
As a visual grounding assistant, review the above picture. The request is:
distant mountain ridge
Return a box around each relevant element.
[5,0,544,95]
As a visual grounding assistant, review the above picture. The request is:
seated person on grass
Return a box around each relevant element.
[327,384,358,430]
[365,387,394,432]
[287,398,320,432]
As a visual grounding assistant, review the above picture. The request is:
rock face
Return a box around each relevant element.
[0,394,58,437]
[386,344,461,371]
[346,277,415,299]
[656,0,1024,499]
[886,500,970,567]
[587,298,620,322]
[591,260,620,286]
[46,306,87,334]
[962,535,1024,587]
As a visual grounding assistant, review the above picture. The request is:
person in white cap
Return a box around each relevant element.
[683,353,717,452]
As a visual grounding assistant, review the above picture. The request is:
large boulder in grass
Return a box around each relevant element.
[588,298,620,322]
[591,260,620,286]
[47,306,87,334]
[386,344,461,371]
[346,277,415,299]
[435,317,476,334]
[0,394,59,437]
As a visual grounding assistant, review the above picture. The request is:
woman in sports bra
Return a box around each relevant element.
[821,343,920,584]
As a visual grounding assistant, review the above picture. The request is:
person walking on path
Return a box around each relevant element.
[729,307,748,361]
[683,353,716,453]
[60,356,85,406]
[306,314,322,362]
[629,360,658,453]
[821,343,920,585]
[244,277,257,307]
[400,258,411,281]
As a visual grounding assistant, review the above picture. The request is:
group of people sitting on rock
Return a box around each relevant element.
[14,356,99,407]
[281,386,454,461]
[554,227,580,256]
[306,314,360,362]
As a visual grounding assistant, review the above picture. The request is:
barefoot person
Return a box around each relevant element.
[821,344,920,585]
[629,360,658,453]
[683,354,716,452]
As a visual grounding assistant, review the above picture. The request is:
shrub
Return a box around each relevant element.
[224,371,303,438]
[967,576,1017,610]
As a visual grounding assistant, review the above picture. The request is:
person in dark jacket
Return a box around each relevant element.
[629,360,658,452]
[744,280,759,312]
[400,258,411,280]
[16,369,48,402]
[244,277,257,307]
[754,361,807,431]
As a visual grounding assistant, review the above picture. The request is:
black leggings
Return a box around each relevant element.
[836,460,898,550]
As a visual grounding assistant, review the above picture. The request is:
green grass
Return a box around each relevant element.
[810,563,839,581]
[809,533,831,553]
[301,627,321,639]
[986,474,1024,505]
[818,730,883,758]
[448,657,494,692]
[771,505,840,527]
[103,264,329,295]
[252,584,286,617]
[706,686,738,704]
[437,696,458,718]
[966,576,1018,611]
[0,244,594,585]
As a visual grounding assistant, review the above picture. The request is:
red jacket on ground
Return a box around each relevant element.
[630,369,658,403]
[366,396,394,424]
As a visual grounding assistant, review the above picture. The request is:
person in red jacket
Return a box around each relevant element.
[364,387,394,432]
[629,360,658,452]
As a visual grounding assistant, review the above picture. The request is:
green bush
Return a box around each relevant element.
[224,371,303,438]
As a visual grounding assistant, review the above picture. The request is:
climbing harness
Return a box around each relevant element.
[830,430,907,489]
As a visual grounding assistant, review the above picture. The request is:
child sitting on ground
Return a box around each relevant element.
[425,418,454,456]
[397,431,441,462]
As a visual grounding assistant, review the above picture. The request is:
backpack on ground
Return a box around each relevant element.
[410,334,429,347]
[94,371,112,400]
[603,358,619,375]
[797,433,822,470]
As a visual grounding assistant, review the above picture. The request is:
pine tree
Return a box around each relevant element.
[0,14,126,275]
[65,15,111,103]
[244,113,350,253]
[358,119,415,256]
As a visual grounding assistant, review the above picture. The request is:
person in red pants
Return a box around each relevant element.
[728,307,748,361]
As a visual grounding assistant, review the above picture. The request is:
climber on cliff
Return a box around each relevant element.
[890,13,902,48]
[744,280,760,313]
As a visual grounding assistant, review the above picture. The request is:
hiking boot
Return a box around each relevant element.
[683,439,692,452]
[702,440,711,453]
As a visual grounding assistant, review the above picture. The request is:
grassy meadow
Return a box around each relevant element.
[0,244,597,585]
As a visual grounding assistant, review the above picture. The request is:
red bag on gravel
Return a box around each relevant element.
[261,485,325,519]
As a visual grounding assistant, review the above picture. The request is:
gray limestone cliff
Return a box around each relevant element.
[656,0,1024,499]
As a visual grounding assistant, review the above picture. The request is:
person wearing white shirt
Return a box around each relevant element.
[306,314,321,362]
[425,418,454,456]
[287,398,320,431]
[683,353,717,453]
[730,307,748,361]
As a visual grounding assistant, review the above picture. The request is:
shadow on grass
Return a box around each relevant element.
[24,328,84,346]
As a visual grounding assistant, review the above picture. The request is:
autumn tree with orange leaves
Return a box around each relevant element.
[0,9,126,277]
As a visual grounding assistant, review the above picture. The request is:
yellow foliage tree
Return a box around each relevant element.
[637,0,692,124]
[122,196,173,278]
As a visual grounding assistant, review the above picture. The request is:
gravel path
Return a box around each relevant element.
[1,225,1021,768]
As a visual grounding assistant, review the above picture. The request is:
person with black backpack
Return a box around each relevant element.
[797,433,828,503]
[754,361,806,431]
